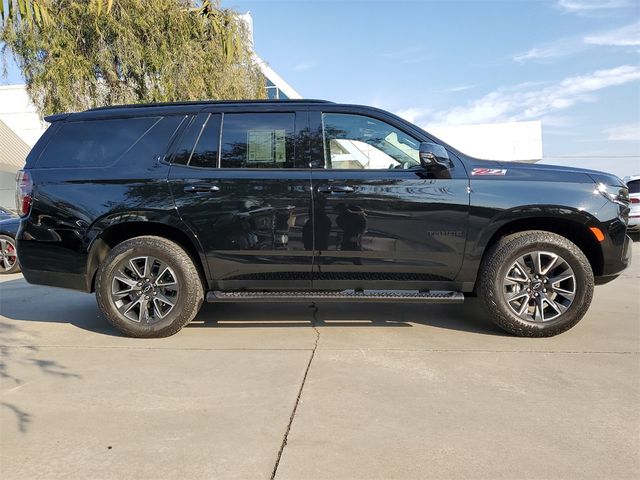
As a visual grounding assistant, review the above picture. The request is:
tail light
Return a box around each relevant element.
[16,170,33,217]
[630,197,640,204]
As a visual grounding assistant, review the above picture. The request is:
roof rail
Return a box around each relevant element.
[86,99,333,112]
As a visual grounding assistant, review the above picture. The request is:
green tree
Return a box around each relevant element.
[1,0,265,116]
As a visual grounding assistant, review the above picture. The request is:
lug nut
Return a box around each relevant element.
[527,288,531,292]
[543,288,547,292]
[534,292,539,297]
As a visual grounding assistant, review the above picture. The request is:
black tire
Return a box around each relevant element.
[96,236,204,338]
[478,230,593,337]
[0,234,20,274]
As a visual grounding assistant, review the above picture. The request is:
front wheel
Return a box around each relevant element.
[478,230,594,337]
[96,236,204,338]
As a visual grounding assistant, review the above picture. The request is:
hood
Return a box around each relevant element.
[0,217,19,235]
[467,158,624,186]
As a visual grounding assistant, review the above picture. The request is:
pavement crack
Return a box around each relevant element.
[270,303,320,480]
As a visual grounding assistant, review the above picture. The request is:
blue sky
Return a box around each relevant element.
[2,0,639,176]
[226,0,640,176]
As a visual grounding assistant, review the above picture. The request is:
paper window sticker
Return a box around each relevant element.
[275,129,286,163]
[247,130,274,162]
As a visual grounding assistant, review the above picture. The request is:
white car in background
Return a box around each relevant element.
[624,175,640,233]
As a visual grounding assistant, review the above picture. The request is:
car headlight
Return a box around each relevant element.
[594,182,630,206]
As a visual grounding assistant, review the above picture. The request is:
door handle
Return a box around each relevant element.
[184,184,220,193]
[317,185,355,194]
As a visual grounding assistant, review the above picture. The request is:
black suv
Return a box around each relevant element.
[15,100,632,337]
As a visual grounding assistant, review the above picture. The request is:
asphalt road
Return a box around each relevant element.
[1,242,638,480]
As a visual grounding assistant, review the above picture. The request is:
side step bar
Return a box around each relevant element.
[206,290,464,303]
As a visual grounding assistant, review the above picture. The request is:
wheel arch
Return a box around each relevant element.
[479,216,604,279]
[86,220,209,292]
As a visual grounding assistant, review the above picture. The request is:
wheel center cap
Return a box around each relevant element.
[532,280,543,291]
[142,283,153,293]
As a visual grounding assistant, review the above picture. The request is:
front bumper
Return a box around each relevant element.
[595,231,632,284]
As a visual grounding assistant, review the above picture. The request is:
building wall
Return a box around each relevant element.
[0,170,17,210]
[425,121,542,162]
[0,85,48,147]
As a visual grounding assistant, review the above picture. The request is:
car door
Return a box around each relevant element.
[168,107,314,290]
[308,107,469,291]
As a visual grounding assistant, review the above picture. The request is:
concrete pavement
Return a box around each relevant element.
[1,242,638,479]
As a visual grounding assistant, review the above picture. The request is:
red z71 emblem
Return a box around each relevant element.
[471,168,507,176]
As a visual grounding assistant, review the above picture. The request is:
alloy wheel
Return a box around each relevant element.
[0,238,17,272]
[110,256,179,324]
[502,250,576,323]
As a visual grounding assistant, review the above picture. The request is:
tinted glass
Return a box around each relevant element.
[172,113,209,166]
[221,113,296,169]
[322,113,420,170]
[122,115,185,164]
[38,117,159,168]
[628,180,639,194]
[189,114,221,168]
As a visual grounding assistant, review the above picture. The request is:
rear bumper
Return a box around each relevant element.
[21,268,90,292]
[17,219,92,292]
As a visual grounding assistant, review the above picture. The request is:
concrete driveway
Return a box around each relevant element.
[1,243,638,480]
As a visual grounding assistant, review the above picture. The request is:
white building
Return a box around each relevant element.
[427,120,542,163]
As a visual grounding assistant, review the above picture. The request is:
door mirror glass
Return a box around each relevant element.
[419,142,450,169]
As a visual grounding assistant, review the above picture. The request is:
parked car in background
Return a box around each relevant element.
[623,175,640,233]
[0,206,17,221]
[0,217,20,274]
[15,100,632,338]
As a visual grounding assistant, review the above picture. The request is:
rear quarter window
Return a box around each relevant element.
[627,180,640,194]
[36,117,161,168]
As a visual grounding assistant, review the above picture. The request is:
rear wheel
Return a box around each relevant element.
[0,235,20,274]
[96,236,204,337]
[478,230,593,337]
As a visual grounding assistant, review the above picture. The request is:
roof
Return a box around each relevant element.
[0,118,30,172]
[47,99,334,122]
[86,99,331,111]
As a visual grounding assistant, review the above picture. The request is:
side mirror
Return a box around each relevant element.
[419,142,450,169]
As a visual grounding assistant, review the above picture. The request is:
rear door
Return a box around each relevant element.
[308,106,469,291]
[168,107,314,290]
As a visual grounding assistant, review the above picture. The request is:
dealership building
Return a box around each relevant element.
[0,14,542,210]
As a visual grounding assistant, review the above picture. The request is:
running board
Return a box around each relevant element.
[206,290,464,303]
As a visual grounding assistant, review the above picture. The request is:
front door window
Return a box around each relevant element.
[322,113,421,170]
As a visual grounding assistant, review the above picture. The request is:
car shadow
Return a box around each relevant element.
[0,277,507,337]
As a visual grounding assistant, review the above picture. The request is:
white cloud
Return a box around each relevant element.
[395,107,433,123]
[603,123,640,141]
[558,0,633,13]
[293,61,316,72]
[446,85,476,93]
[513,38,584,62]
[584,21,640,46]
[431,65,640,125]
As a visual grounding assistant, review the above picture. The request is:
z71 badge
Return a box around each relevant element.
[471,168,508,176]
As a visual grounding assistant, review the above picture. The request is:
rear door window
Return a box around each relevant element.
[37,117,159,168]
[220,113,296,169]
[171,113,221,168]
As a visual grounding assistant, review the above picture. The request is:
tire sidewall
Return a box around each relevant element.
[96,239,200,337]
[481,232,594,336]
